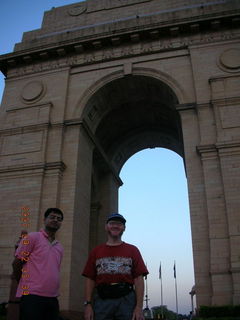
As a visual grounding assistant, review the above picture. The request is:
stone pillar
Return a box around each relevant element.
[218,145,240,305]
[97,172,122,244]
[177,104,212,307]
[89,201,101,251]
[197,144,232,305]
[58,123,94,319]
[209,75,240,305]
[70,124,94,313]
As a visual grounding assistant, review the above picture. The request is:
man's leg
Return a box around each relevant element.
[20,295,44,320]
[115,291,136,320]
[94,291,136,320]
[94,294,119,320]
[44,297,59,320]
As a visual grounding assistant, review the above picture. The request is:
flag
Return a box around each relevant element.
[159,262,162,279]
[173,261,176,279]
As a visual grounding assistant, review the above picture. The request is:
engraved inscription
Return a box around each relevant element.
[1,132,43,156]
[5,105,51,129]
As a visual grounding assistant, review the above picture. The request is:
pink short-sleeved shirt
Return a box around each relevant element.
[15,229,63,298]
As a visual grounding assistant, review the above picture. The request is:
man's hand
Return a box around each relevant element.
[83,278,95,320]
[12,258,25,282]
[84,304,94,320]
[131,306,144,320]
[132,276,145,320]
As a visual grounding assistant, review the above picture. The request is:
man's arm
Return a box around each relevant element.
[84,277,95,320]
[132,275,144,320]
[12,258,25,282]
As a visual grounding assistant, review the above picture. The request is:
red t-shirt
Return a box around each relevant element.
[82,242,148,285]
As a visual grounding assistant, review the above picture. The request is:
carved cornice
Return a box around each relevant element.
[0,123,50,136]
[216,141,240,156]
[0,161,66,176]
[44,161,66,172]
[211,96,240,107]
[0,8,239,77]
[175,103,197,111]
[209,74,240,83]
[6,102,53,113]
[196,144,218,159]
[209,269,232,276]
[0,121,66,136]
[197,141,240,158]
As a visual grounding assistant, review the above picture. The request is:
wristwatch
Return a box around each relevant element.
[84,301,92,306]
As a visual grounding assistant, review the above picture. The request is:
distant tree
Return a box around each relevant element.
[151,305,177,320]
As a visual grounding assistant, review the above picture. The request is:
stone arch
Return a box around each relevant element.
[74,66,188,121]
[82,73,186,251]
[73,70,125,119]
[132,67,189,104]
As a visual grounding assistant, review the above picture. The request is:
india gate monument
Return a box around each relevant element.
[0,0,240,318]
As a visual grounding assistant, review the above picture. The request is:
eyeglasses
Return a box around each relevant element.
[48,215,63,222]
[108,221,124,226]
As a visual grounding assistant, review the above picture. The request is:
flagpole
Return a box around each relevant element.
[159,262,163,319]
[145,275,149,309]
[174,261,178,319]
[161,275,163,319]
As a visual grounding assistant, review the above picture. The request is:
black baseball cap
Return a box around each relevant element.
[106,213,126,224]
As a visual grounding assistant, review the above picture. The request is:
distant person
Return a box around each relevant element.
[12,208,64,320]
[82,213,148,320]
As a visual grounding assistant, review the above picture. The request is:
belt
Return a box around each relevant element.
[99,282,133,288]
[97,282,133,299]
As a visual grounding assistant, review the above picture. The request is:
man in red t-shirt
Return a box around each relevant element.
[82,213,148,320]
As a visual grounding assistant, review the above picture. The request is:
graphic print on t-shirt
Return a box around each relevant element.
[96,256,132,275]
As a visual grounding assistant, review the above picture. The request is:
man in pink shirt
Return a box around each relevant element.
[12,208,64,320]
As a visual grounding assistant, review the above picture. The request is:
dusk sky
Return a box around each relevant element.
[0,0,195,315]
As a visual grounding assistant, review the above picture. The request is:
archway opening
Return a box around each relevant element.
[83,74,195,313]
[119,147,195,316]
[83,74,184,173]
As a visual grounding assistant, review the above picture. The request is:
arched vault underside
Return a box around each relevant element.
[82,75,184,174]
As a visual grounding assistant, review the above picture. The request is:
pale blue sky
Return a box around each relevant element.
[119,149,195,314]
[0,0,195,315]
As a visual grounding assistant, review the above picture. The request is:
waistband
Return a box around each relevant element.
[97,282,133,288]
